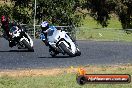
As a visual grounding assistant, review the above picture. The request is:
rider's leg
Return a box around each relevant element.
[2,32,8,40]
[42,39,49,46]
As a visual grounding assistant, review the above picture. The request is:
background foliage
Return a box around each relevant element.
[0,0,83,26]
[0,0,132,28]
[82,0,132,29]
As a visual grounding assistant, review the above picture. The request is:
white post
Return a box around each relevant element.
[33,0,36,39]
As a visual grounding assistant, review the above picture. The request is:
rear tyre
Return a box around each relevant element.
[21,39,34,52]
[59,42,75,57]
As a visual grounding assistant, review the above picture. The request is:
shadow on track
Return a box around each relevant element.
[38,55,71,58]
[0,50,33,52]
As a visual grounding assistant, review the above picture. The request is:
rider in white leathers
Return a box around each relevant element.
[40,21,57,46]
[40,21,59,55]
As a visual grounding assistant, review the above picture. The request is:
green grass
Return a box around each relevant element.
[75,16,132,41]
[0,74,131,88]
[0,65,132,88]
[76,28,132,41]
[82,15,122,29]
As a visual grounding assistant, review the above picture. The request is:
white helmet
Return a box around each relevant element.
[41,21,49,27]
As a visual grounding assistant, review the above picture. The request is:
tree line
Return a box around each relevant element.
[0,0,132,29]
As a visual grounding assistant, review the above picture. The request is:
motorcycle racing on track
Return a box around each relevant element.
[1,15,34,52]
[9,26,34,52]
[40,21,81,57]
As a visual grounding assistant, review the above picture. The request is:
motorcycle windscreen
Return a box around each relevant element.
[10,26,19,33]
[47,30,54,36]
[47,30,55,42]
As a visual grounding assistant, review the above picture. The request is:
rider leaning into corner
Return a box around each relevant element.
[1,15,21,47]
[40,21,59,53]
[40,21,81,56]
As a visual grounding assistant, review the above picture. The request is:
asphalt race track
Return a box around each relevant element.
[0,38,132,69]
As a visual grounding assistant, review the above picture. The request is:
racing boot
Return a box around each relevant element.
[9,40,15,48]
[49,46,59,57]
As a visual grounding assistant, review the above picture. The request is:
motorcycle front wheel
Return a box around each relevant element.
[21,39,34,52]
[59,42,75,57]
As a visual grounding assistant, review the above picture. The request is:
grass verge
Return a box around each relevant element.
[0,64,132,88]
[76,28,132,42]
[75,15,132,41]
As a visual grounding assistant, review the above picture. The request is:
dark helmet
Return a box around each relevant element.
[1,15,9,24]
[40,21,49,31]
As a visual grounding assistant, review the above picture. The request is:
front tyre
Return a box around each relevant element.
[59,42,75,57]
[21,39,34,52]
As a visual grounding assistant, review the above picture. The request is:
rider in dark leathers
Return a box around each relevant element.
[1,15,22,47]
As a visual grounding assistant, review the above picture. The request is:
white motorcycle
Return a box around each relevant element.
[9,26,34,52]
[47,28,81,57]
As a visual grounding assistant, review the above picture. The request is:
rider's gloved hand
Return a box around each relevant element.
[40,33,49,46]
